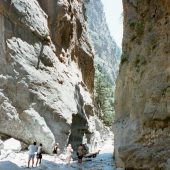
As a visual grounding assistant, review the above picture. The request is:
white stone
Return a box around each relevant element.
[3,138,21,152]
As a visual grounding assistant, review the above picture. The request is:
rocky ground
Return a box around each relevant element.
[0,138,123,170]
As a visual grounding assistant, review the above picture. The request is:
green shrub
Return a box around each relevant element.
[135,21,144,36]
[94,65,115,126]
[120,52,129,64]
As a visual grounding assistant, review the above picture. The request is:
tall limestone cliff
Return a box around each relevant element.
[85,0,121,126]
[114,0,170,169]
[0,0,108,153]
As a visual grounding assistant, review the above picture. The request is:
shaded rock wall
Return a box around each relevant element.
[0,0,97,153]
[114,0,170,169]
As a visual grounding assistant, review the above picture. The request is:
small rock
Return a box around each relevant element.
[3,138,21,152]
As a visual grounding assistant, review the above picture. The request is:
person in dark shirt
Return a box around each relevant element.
[36,143,43,167]
[77,144,84,163]
[53,143,59,162]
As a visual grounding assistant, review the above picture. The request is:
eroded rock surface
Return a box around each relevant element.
[114,0,170,169]
[0,0,102,153]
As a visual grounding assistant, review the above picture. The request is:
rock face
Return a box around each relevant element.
[0,0,101,153]
[114,0,170,169]
[86,0,121,125]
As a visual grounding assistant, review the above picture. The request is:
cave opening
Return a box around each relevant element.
[68,114,90,152]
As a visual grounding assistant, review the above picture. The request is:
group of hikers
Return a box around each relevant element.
[27,141,89,168]
[27,142,42,168]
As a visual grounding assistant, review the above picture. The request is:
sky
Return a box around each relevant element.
[101,0,123,47]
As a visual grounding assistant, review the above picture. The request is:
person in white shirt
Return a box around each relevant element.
[28,142,38,168]
[66,144,73,165]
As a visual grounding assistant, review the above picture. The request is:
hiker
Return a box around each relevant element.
[66,144,73,165]
[28,141,38,168]
[36,143,43,167]
[82,143,89,155]
[77,144,84,163]
[52,143,60,162]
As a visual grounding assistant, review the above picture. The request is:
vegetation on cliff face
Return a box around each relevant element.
[94,65,115,126]
[85,0,121,126]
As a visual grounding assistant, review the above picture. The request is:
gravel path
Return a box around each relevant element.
[0,138,121,170]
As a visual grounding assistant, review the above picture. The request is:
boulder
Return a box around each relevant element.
[3,138,21,152]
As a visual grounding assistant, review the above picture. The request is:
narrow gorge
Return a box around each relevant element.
[0,0,169,170]
[0,0,110,154]
[86,0,121,126]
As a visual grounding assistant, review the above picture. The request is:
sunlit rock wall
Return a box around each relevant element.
[0,0,98,153]
[114,0,170,169]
